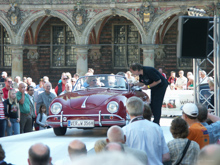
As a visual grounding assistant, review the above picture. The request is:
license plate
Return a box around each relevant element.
[67,120,94,128]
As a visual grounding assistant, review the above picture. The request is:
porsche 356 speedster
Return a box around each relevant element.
[47,74,148,136]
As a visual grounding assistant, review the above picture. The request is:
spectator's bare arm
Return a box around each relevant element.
[162,152,170,162]
[207,112,220,123]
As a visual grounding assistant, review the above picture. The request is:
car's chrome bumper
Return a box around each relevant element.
[47,111,126,127]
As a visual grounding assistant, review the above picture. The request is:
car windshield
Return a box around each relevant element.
[73,75,128,91]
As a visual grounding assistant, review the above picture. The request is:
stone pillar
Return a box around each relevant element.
[75,47,89,76]
[10,46,23,79]
[140,45,156,67]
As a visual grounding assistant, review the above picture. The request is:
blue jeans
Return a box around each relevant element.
[7,118,20,136]
[0,119,6,137]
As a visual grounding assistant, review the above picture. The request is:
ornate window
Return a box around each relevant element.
[51,25,76,67]
[178,58,206,69]
[0,25,11,67]
[112,24,140,68]
[178,58,193,68]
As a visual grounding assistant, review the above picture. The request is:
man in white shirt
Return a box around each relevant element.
[122,96,170,165]
[175,70,187,90]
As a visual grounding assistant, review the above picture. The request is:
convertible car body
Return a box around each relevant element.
[47,74,148,136]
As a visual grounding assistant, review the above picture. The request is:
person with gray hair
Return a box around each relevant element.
[28,143,52,165]
[36,82,57,115]
[17,82,32,133]
[107,125,149,165]
[68,140,87,161]
[104,142,125,152]
[122,96,170,165]
[13,76,21,89]
[27,77,36,88]
[200,70,208,84]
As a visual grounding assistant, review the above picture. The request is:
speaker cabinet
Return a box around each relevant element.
[177,16,212,59]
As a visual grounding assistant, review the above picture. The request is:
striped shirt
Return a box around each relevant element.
[0,102,5,119]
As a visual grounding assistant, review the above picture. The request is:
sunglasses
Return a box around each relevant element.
[0,93,3,94]
[72,81,76,82]
[92,79,97,82]
[63,78,68,80]
[7,81,12,83]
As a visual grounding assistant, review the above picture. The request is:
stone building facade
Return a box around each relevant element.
[0,0,218,87]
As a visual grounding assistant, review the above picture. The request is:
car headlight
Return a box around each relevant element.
[51,103,62,115]
[107,101,119,113]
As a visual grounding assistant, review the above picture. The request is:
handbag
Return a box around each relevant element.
[34,122,39,131]
[175,140,191,165]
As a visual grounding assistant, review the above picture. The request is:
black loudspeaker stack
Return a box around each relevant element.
[177,16,213,59]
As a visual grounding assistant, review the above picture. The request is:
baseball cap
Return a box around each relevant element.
[181,103,198,117]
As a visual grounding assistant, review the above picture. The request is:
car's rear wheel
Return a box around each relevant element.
[53,127,67,136]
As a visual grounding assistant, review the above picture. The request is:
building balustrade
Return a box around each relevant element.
[0,0,200,5]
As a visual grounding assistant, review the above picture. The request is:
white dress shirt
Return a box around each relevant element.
[123,118,169,165]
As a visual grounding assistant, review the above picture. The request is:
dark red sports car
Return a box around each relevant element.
[47,74,148,136]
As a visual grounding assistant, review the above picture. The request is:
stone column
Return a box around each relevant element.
[10,46,23,79]
[140,45,156,67]
[75,47,89,76]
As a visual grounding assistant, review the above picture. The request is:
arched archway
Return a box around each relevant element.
[0,16,15,44]
[148,8,183,44]
[81,9,147,45]
[16,10,79,45]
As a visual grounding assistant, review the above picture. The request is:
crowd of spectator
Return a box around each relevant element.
[157,68,214,91]
[0,70,83,138]
[0,68,219,165]
[1,96,220,165]
[0,68,140,138]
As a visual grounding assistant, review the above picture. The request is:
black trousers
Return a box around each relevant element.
[150,84,168,125]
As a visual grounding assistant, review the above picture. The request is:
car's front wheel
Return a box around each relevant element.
[53,127,67,136]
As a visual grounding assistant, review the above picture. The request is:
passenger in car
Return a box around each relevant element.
[87,77,98,87]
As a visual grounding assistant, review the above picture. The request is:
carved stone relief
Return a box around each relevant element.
[72,6,87,32]
[6,3,21,33]
[89,47,101,61]
[138,3,168,33]
[27,49,39,61]
[154,45,166,60]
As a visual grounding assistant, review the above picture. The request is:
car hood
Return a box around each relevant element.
[67,89,124,109]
